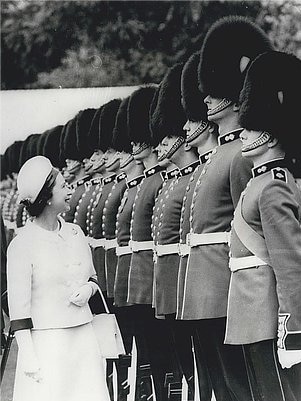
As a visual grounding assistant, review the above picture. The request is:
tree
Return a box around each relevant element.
[2,0,298,90]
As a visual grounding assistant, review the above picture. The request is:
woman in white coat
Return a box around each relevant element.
[7,156,110,401]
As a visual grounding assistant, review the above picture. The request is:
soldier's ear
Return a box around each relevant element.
[232,103,240,112]
[184,142,192,151]
[267,137,279,148]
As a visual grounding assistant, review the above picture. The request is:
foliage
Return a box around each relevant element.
[1,0,300,90]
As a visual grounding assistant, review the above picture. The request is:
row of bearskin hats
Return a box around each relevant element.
[2,15,301,180]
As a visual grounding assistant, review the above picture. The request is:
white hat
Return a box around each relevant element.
[17,156,53,203]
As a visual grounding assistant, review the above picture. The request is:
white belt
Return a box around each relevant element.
[178,243,190,257]
[116,245,132,256]
[104,238,118,250]
[87,237,105,248]
[129,240,154,252]
[155,243,179,256]
[187,232,229,247]
[229,256,267,272]
[4,220,16,230]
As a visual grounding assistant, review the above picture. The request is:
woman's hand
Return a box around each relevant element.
[69,283,93,307]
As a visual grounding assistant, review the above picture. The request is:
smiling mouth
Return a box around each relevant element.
[207,99,232,116]
[241,131,271,152]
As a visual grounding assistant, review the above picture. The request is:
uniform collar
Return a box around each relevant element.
[126,175,144,189]
[218,128,242,146]
[164,168,179,180]
[252,158,286,178]
[199,149,213,164]
[116,172,126,183]
[103,174,116,185]
[144,164,164,178]
[73,174,90,188]
[178,160,200,177]
[90,176,102,185]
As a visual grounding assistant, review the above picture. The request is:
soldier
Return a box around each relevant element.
[85,99,122,401]
[150,62,211,401]
[60,115,91,223]
[127,85,182,401]
[225,50,301,400]
[176,16,273,401]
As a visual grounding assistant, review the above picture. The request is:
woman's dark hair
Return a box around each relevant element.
[21,168,58,217]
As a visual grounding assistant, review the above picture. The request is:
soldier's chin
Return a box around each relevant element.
[120,155,133,169]
[157,153,167,163]
[207,99,232,116]
[91,160,105,172]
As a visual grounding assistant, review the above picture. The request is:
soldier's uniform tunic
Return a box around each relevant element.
[102,172,126,298]
[114,175,144,307]
[153,163,198,316]
[87,174,116,292]
[62,175,90,223]
[226,159,301,401]
[127,165,164,305]
[73,177,101,235]
[176,151,213,311]
[177,130,254,401]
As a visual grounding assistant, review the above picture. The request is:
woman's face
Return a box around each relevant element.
[50,173,72,214]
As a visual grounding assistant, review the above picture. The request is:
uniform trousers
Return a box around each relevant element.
[194,317,253,401]
[132,305,180,401]
[243,339,301,401]
[165,314,212,401]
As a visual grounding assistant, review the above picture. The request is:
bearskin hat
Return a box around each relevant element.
[150,63,186,145]
[61,117,80,161]
[87,106,105,152]
[198,16,273,103]
[76,108,97,159]
[5,141,23,174]
[181,52,208,122]
[42,125,64,168]
[1,154,8,180]
[99,99,122,150]
[112,97,132,153]
[127,85,157,146]
[239,50,301,161]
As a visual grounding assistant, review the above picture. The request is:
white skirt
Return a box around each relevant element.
[13,322,110,401]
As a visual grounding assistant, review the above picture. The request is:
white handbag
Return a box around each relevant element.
[91,288,126,359]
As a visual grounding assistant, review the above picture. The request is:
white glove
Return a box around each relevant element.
[277,348,301,369]
[69,283,94,307]
[15,330,43,383]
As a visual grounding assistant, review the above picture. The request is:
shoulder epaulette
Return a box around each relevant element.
[271,167,287,183]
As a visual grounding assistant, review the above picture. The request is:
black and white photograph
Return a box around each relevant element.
[1,1,301,401]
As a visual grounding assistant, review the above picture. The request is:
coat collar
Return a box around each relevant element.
[252,158,286,178]
[126,175,144,189]
[218,128,242,146]
[144,164,164,178]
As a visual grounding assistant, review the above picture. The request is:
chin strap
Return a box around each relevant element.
[162,137,185,161]
[132,143,149,156]
[186,121,209,143]
[242,131,271,152]
[208,98,232,116]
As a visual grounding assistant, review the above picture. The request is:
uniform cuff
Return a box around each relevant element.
[10,318,33,333]
[277,313,301,350]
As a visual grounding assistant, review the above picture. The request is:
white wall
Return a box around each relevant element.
[1,86,138,153]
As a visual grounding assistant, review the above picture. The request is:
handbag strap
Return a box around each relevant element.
[97,287,110,314]
[233,194,271,265]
